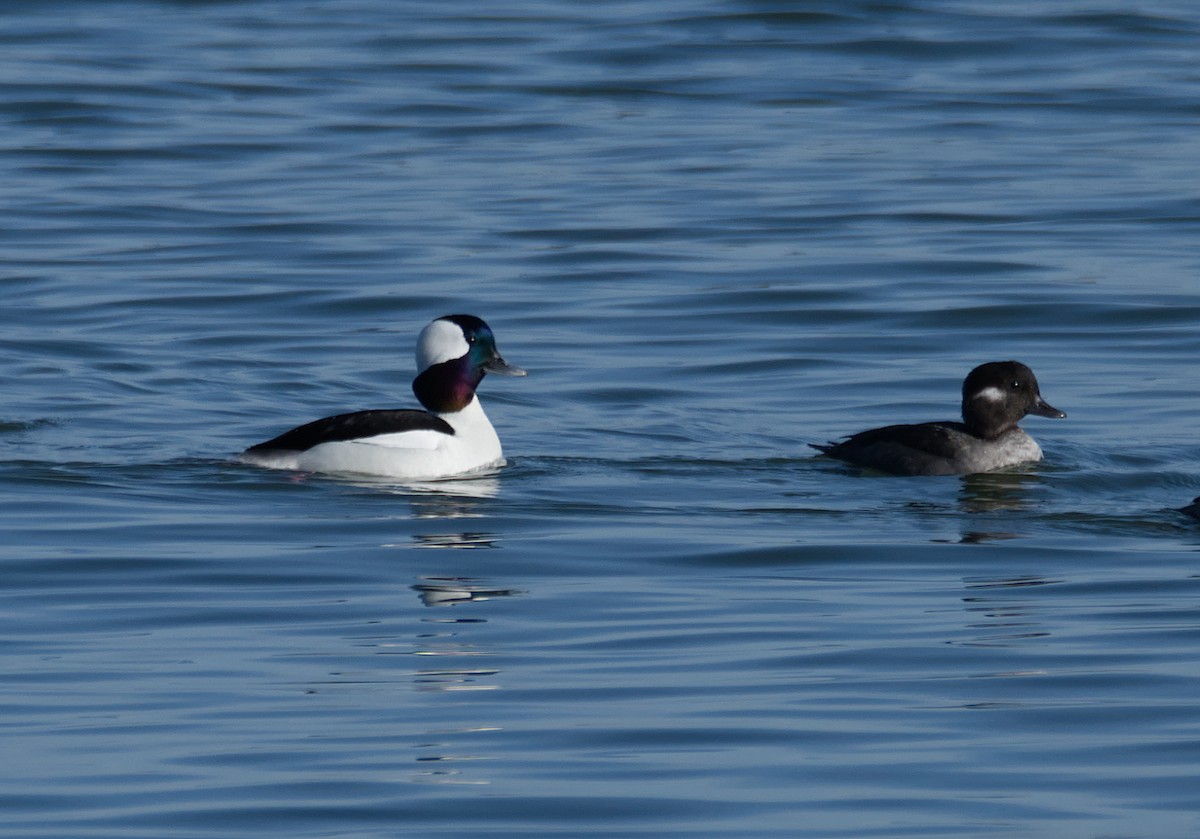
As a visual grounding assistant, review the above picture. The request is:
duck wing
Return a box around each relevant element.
[244,409,454,455]
[812,422,967,476]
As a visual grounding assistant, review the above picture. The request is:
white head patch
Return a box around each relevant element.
[973,386,1006,404]
[415,319,470,371]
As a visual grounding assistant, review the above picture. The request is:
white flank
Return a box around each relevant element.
[277,396,503,479]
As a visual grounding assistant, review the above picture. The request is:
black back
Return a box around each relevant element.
[810,421,969,476]
[244,409,454,455]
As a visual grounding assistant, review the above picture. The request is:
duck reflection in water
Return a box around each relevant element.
[958,471,1045,514]
[411,532,497,550]
[952,574,1060,649]
[948,472,1050,543]
[413,577,522,607]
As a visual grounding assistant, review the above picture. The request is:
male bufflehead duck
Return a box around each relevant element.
[238,314,525,479]
[812,360,1065,476]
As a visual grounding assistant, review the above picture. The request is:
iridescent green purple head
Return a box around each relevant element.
[412,314,526,413]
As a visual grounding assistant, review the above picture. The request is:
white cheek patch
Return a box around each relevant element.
[416,319,470,370]
[973,386,1006,404]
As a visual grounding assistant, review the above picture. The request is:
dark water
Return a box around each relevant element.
[3,2,1200,837]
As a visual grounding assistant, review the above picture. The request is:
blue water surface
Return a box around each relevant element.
[3,1,1200,837]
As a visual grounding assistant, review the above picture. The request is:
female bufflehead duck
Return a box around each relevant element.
[238,314,525,479]
[812,360,1065,476]
[1181,498,1200,520]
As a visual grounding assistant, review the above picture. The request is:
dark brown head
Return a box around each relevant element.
[960,360,1065,439]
